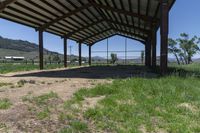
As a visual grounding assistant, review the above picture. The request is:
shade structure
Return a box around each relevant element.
[0,0,175,45]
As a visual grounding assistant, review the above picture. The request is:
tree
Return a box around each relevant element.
[141,51,144,64]
[52,54,61,64]
[48,55,52,64]
[110,53,118,64]
[177,33,200,64]
[168,38,181,65]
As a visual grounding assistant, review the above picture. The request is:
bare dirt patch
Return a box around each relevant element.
[82,96,105,111]
[0,67,112,132]
[178,103,198,113]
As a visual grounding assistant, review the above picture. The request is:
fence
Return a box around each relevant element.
[91,50,144,65]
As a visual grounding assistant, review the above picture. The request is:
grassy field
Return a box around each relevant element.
[0,63,200,132]
[56,63,200,132]
[0,63,69,74]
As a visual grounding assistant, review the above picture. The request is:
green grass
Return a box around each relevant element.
[59,121,88,133]
[64,76,200,133]
[0,63,65,74]
[0,98,12,109]
[23,91,58,106]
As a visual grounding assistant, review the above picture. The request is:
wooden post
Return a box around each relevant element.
[79,42,82,66]
[151,25,157,68]
[89,45,92,66]
[64,37,67,68]
[160,0,169,74]
[39,29,43,70]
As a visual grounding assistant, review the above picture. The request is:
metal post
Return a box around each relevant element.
[145,38,152,67]
[79,42,82,66]
[89,45,92,66]
[107,38,109,65]
[125,38,127,65]
[160,0,169,74]
[63,37,67,68]
[151,25,157,68]
[38,29,43,70]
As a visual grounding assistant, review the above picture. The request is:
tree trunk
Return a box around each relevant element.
[174,54,180,65]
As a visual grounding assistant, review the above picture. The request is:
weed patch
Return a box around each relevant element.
[0,98,12,109]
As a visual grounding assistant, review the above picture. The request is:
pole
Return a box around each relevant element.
[160,0,169,74]
[89,45,92,66]
[38,29,43,70]
[63,37,67,68]
[107,38,109,65]
[125,37,127,65]
[79,42,82,66]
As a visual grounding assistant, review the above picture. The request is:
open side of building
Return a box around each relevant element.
[0,0,176,74]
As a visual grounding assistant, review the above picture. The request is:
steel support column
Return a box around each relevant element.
[160,0,169,74]
[89,45,92,66]
[79,42,82,66]
[107,38,109,65]
[145,38,152,67]
[63,37,67,68]
[151,26,157,68]
[38,29,43,70]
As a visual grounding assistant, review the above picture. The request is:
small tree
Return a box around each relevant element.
[168,38,181,65]
[177,33,200,64]
[141,51,144,64]
[110,53,118,64]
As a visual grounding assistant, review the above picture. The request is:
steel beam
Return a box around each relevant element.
[151,25,157,68]
[160,0,169,74]
[38,30,44,70]
[89,45,92,66]
[79,42,82,66]
[64,37,67,68]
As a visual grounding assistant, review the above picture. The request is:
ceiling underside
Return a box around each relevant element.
[0,0,175,45]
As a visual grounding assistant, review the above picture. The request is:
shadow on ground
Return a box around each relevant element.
[8,65,159,79]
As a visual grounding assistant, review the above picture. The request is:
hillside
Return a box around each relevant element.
[0,36,64,60]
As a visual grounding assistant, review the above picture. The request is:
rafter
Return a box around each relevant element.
[114,28,147,40]
[107,20,150,34]
[37,3,92,31]
[0,0,17,12]
[90,34,117,46]
[65,19,105,38]
[90,1,158,22]
[80,28,112,43]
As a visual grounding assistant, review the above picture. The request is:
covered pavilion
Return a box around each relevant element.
[0,0,176,74]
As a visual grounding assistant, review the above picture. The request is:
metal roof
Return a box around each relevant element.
[0,0,175,45]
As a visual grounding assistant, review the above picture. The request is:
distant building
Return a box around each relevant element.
[4,56,25,61]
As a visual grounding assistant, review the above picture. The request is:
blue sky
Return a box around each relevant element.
[0,0,200,58]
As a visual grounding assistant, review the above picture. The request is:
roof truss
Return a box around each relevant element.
[0,0,176,45]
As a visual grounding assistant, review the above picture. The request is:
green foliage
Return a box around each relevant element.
[0,99,12,109]
[169,33,200,65]
[110,53,118,64]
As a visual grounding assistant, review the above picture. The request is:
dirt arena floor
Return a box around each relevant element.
[0,65,157,132]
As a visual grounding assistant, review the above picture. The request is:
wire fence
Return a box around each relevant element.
[91,50,145,65]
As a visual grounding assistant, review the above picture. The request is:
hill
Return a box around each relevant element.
[0,36,66,61]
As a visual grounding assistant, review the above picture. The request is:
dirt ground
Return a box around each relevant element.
[0,65,156,132]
